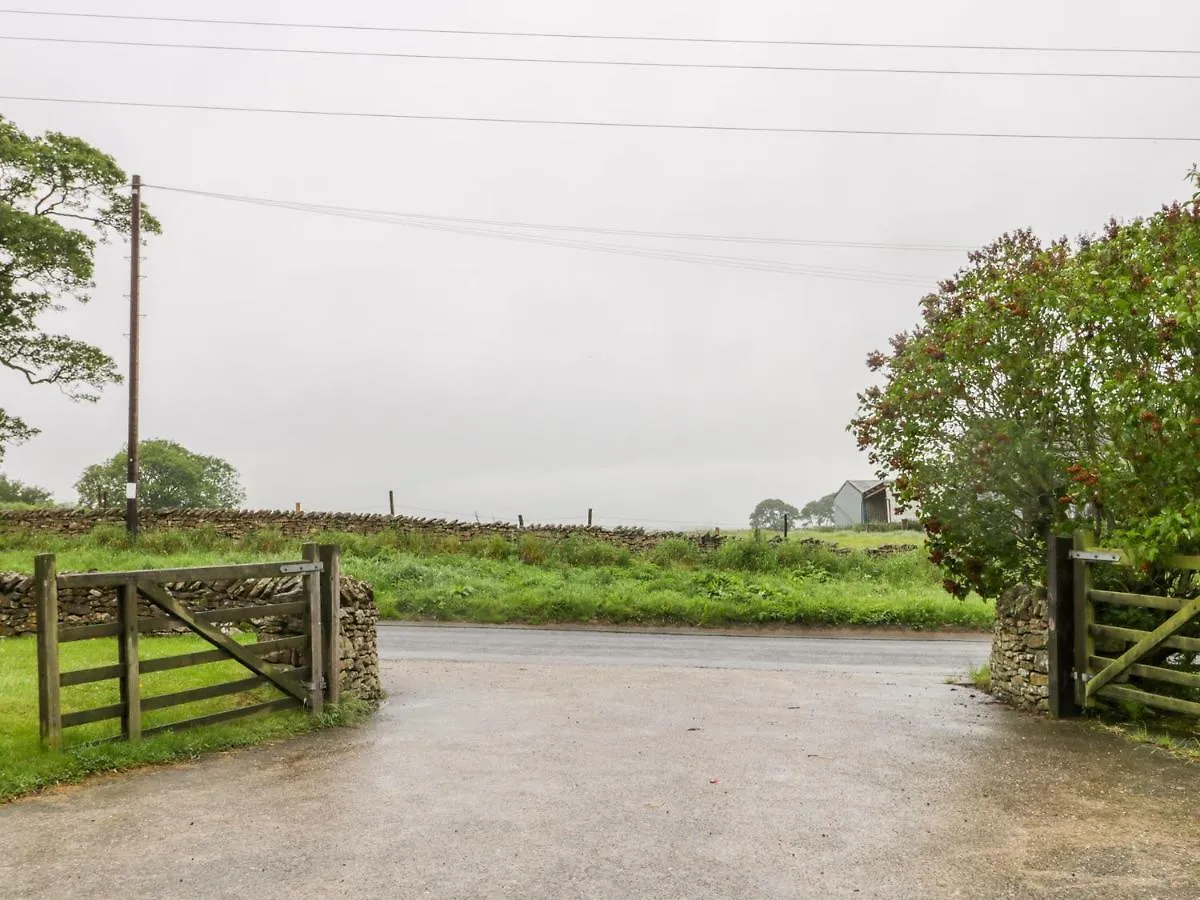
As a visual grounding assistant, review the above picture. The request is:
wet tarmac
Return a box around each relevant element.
[1,627,1197,898]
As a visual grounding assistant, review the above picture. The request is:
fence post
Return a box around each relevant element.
[783,514,789,540]
[1046,535,1079,718]
[1072,530,1095,709]
[518,514,524,529]
[388,490,395,517]
[35,553,62,751]
[587,508,593,527]
[318,544,341,706]
[301,543,324,715]
[120,579,142,741]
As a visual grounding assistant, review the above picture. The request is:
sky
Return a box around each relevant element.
[2,1,1198,530]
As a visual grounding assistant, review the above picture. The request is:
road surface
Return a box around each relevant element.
[2,626,1197,899]
[378,622,992,670]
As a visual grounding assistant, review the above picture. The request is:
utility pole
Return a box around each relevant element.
[125,174,142,538]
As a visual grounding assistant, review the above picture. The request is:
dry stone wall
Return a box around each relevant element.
[0,571,381,704]
[0,507,700,552]
[989,584,1050,712]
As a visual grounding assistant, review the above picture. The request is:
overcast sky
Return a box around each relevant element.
[2,1,1198,529]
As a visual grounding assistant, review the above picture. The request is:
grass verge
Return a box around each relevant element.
[0,634,369,802]
[0,525,990,631]
[1095,718,1200,764]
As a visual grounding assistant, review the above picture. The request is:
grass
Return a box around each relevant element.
[967,662,991,691]
[0,632,368,802]
[733,528,926,550]
[0,524,989,631]
[1095,718,1200,764]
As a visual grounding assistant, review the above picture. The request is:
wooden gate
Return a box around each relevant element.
[1069,532,1200,718]
[36,543,342,750]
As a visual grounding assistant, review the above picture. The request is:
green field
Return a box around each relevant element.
[0,633,363,801]
[0,525,987,631]
[729,528,925,550]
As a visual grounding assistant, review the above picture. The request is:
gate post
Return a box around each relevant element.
[119,579,142,741]
[1072,530,1096,709]
[35,554,62,750]
[301,543,324,716]
[318,544,341,705]
[1046,535,1080,717]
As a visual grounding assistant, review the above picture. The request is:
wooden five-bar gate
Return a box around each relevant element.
[36,543,342,750]
[1046,531,1200,720]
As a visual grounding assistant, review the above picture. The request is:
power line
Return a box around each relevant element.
[146,183,970,252]
[1,8,1196,56]
[4,34,1198,81]
[5,95,1197,142]
[143,184,937,285]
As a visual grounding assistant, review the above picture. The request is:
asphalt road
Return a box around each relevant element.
[378,623,991,673]
[3,626,1198,899]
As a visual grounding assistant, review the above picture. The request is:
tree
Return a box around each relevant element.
[749,498,800,531]
[75,440,245,509]
[800,493,836,526]
[0,115,161,461]
[0,473,52,505]
[850,169,1200,598]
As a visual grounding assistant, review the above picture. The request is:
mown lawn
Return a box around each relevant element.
[0,633,361,802]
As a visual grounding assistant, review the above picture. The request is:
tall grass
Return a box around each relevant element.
[0,527,989,631]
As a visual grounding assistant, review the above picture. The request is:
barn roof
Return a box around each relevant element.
[844,479,885,494]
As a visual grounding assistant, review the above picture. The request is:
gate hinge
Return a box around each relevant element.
[1068,550,1122,563]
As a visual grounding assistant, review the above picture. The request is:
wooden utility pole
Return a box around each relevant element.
[125,174,142,538]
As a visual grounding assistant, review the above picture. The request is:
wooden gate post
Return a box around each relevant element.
[1046,535,1080,718]
[318,544,341,705]
[301,543,324,716]
[119,579,142,741]
[1072,530,1096,708]
[35,553,62,751]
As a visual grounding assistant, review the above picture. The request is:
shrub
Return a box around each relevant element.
[851,170,1200,595]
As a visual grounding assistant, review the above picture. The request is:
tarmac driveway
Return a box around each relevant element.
[1,626,1197,899]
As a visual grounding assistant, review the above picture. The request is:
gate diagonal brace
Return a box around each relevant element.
[1086,595,1200,700]
[136,580,308,704]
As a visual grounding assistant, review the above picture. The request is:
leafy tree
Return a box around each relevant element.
[749,498,800,531]
[851,169,1200,598]
[0,473,52,505]
[0,115,160,461]
[800,493,836,526]
[75,440,245,509]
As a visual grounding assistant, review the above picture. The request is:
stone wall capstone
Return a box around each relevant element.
[988,584,1049,712]
[0,571,381,704]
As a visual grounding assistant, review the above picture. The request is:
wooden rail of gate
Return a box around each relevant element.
[1050,531,1200,720]
[36,543,342,750]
